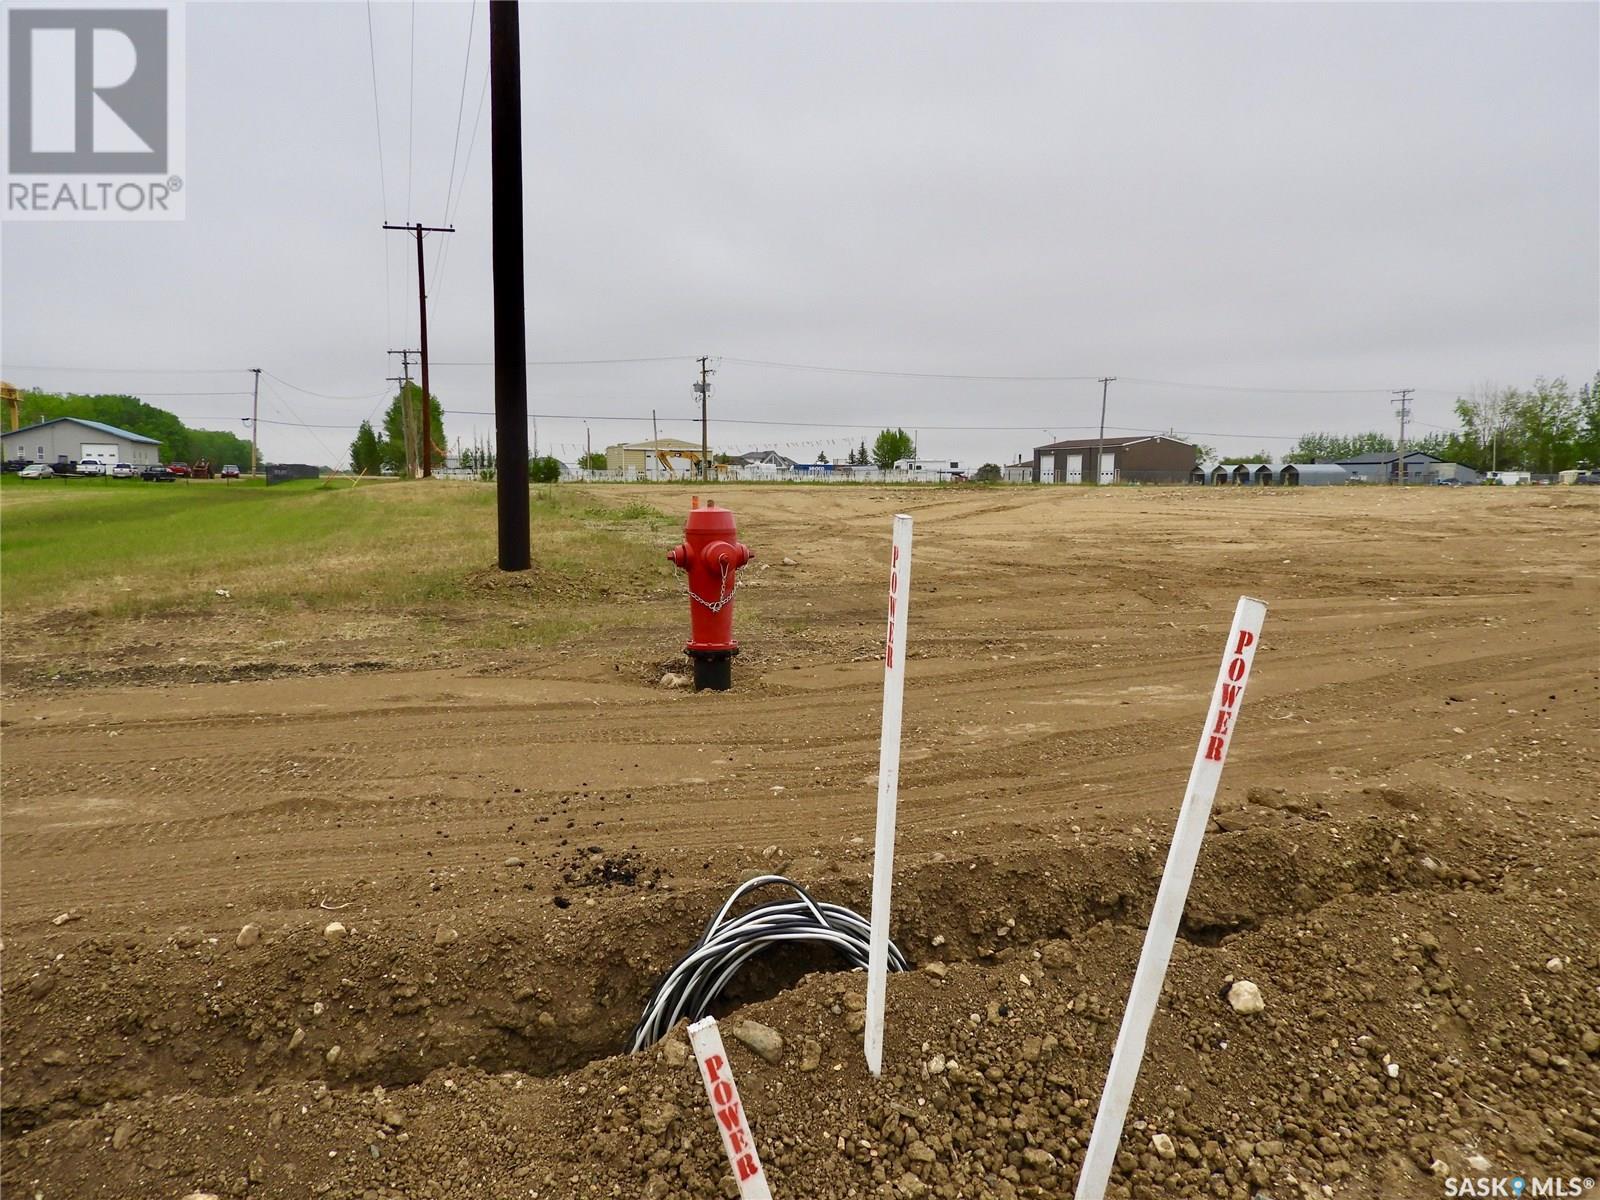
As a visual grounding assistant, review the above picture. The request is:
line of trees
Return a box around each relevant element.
[15,389,255,466]
[1279,374,1598,472]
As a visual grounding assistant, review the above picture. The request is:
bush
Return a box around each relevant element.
[973,463,1002,482]
[528,455,562,483]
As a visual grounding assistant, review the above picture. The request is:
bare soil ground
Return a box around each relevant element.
[3,484,1597,1200]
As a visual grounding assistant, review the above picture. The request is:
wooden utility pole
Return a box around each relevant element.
[696,356,712,481]
[383,222,454,477]
[1095,376,1117,485]
[490,0,530,569]
[1392,389,1414,486]
[388,349,420,476]
[249,368,261,475]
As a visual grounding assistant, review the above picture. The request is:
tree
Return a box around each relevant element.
[1191,443,1217,465]
[1284,431,1394,463]
[16,387,253,465]
[349,421,382,475]
[816,450,829,464]
[528,455,562,483]
[577,451,606,470]
[973,463,1001,482]
[871,428,915,469]
[379,383,446,476]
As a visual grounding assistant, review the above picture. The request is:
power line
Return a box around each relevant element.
[405,0,416,219]
[430,57,490,323]
[260,371,389,401]
[3,363,244,374]
[439,0,477,239]
[720,356,1099,382]
[364,0,389,222]
[431,355,696,367]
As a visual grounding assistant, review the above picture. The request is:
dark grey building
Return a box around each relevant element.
[1034,434,1197,484]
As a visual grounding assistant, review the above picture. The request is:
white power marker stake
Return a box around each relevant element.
[865,513,913,1076]
[688,1016,774,1200]
[1074,595,1267,1200]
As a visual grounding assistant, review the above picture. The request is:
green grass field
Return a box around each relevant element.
[0,476,678,639]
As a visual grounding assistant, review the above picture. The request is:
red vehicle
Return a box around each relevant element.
[167,462,191,476]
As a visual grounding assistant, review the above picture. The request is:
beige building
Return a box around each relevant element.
[602,437,705,476]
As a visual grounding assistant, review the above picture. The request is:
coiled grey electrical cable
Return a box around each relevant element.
[627,874,909,1053]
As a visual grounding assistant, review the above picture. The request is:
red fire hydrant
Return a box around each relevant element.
[667,498,753,691]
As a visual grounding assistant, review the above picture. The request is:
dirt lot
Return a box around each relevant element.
[3,483,1597,1199]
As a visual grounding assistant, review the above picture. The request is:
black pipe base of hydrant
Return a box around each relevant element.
[687,649,737,692]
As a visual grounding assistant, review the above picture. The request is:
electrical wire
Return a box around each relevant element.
[365,0,395,348]
[405,0,416,220]
[626,875,908,1054]
[261,371,389,401]
[719,356,1099,383]
[435,2,476,262]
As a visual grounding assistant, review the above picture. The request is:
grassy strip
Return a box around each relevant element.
[0,477,676,626]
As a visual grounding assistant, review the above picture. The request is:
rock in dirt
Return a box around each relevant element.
[433,926,459,946]
[1227,980,1265,1014]
[235,923,261,949]
[640,1102,680,1134]
[322,921,347,941]
[503,856,524,867]
[781,556,797,566]
[1545,956,1564,973]
[1040,940,1072,968]
[111,1120,134,1150]
[1152,1133,1178,1159]
[1467,1154,1493,1172]
[659,1037,689,1067]
[659,673,689,689]
[50,911,79,926]
[799,1038,822,1072]
[730,1020,784,1064]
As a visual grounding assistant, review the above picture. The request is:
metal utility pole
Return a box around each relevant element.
[249,368,261,475]
[383,222,454,477]
[1392,389,1414,486]
[651,408,659,481]
[696,356,712,481]
[490,0,529,570]
[1095,376,1117,485]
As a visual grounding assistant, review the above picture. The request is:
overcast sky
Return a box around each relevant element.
[3,1,1596,467]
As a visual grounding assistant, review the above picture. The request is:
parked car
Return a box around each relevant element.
[1575,472,1600,485]
[220,464,241,479]
[141,465,177,482]
[167,462,191,477]
[77,460,107,476]
[1434,478,1462,487]
[111,463,137,478]
[19,463,55,478]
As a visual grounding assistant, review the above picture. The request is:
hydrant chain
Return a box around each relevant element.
[689,561,737,614]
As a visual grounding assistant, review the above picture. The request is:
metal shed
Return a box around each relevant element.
[1188,465,1209,484]
[1251,464,1275,485]
[1233,463,1268,485]
[1279,463,1350,486]
[1212,464,1237,485]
